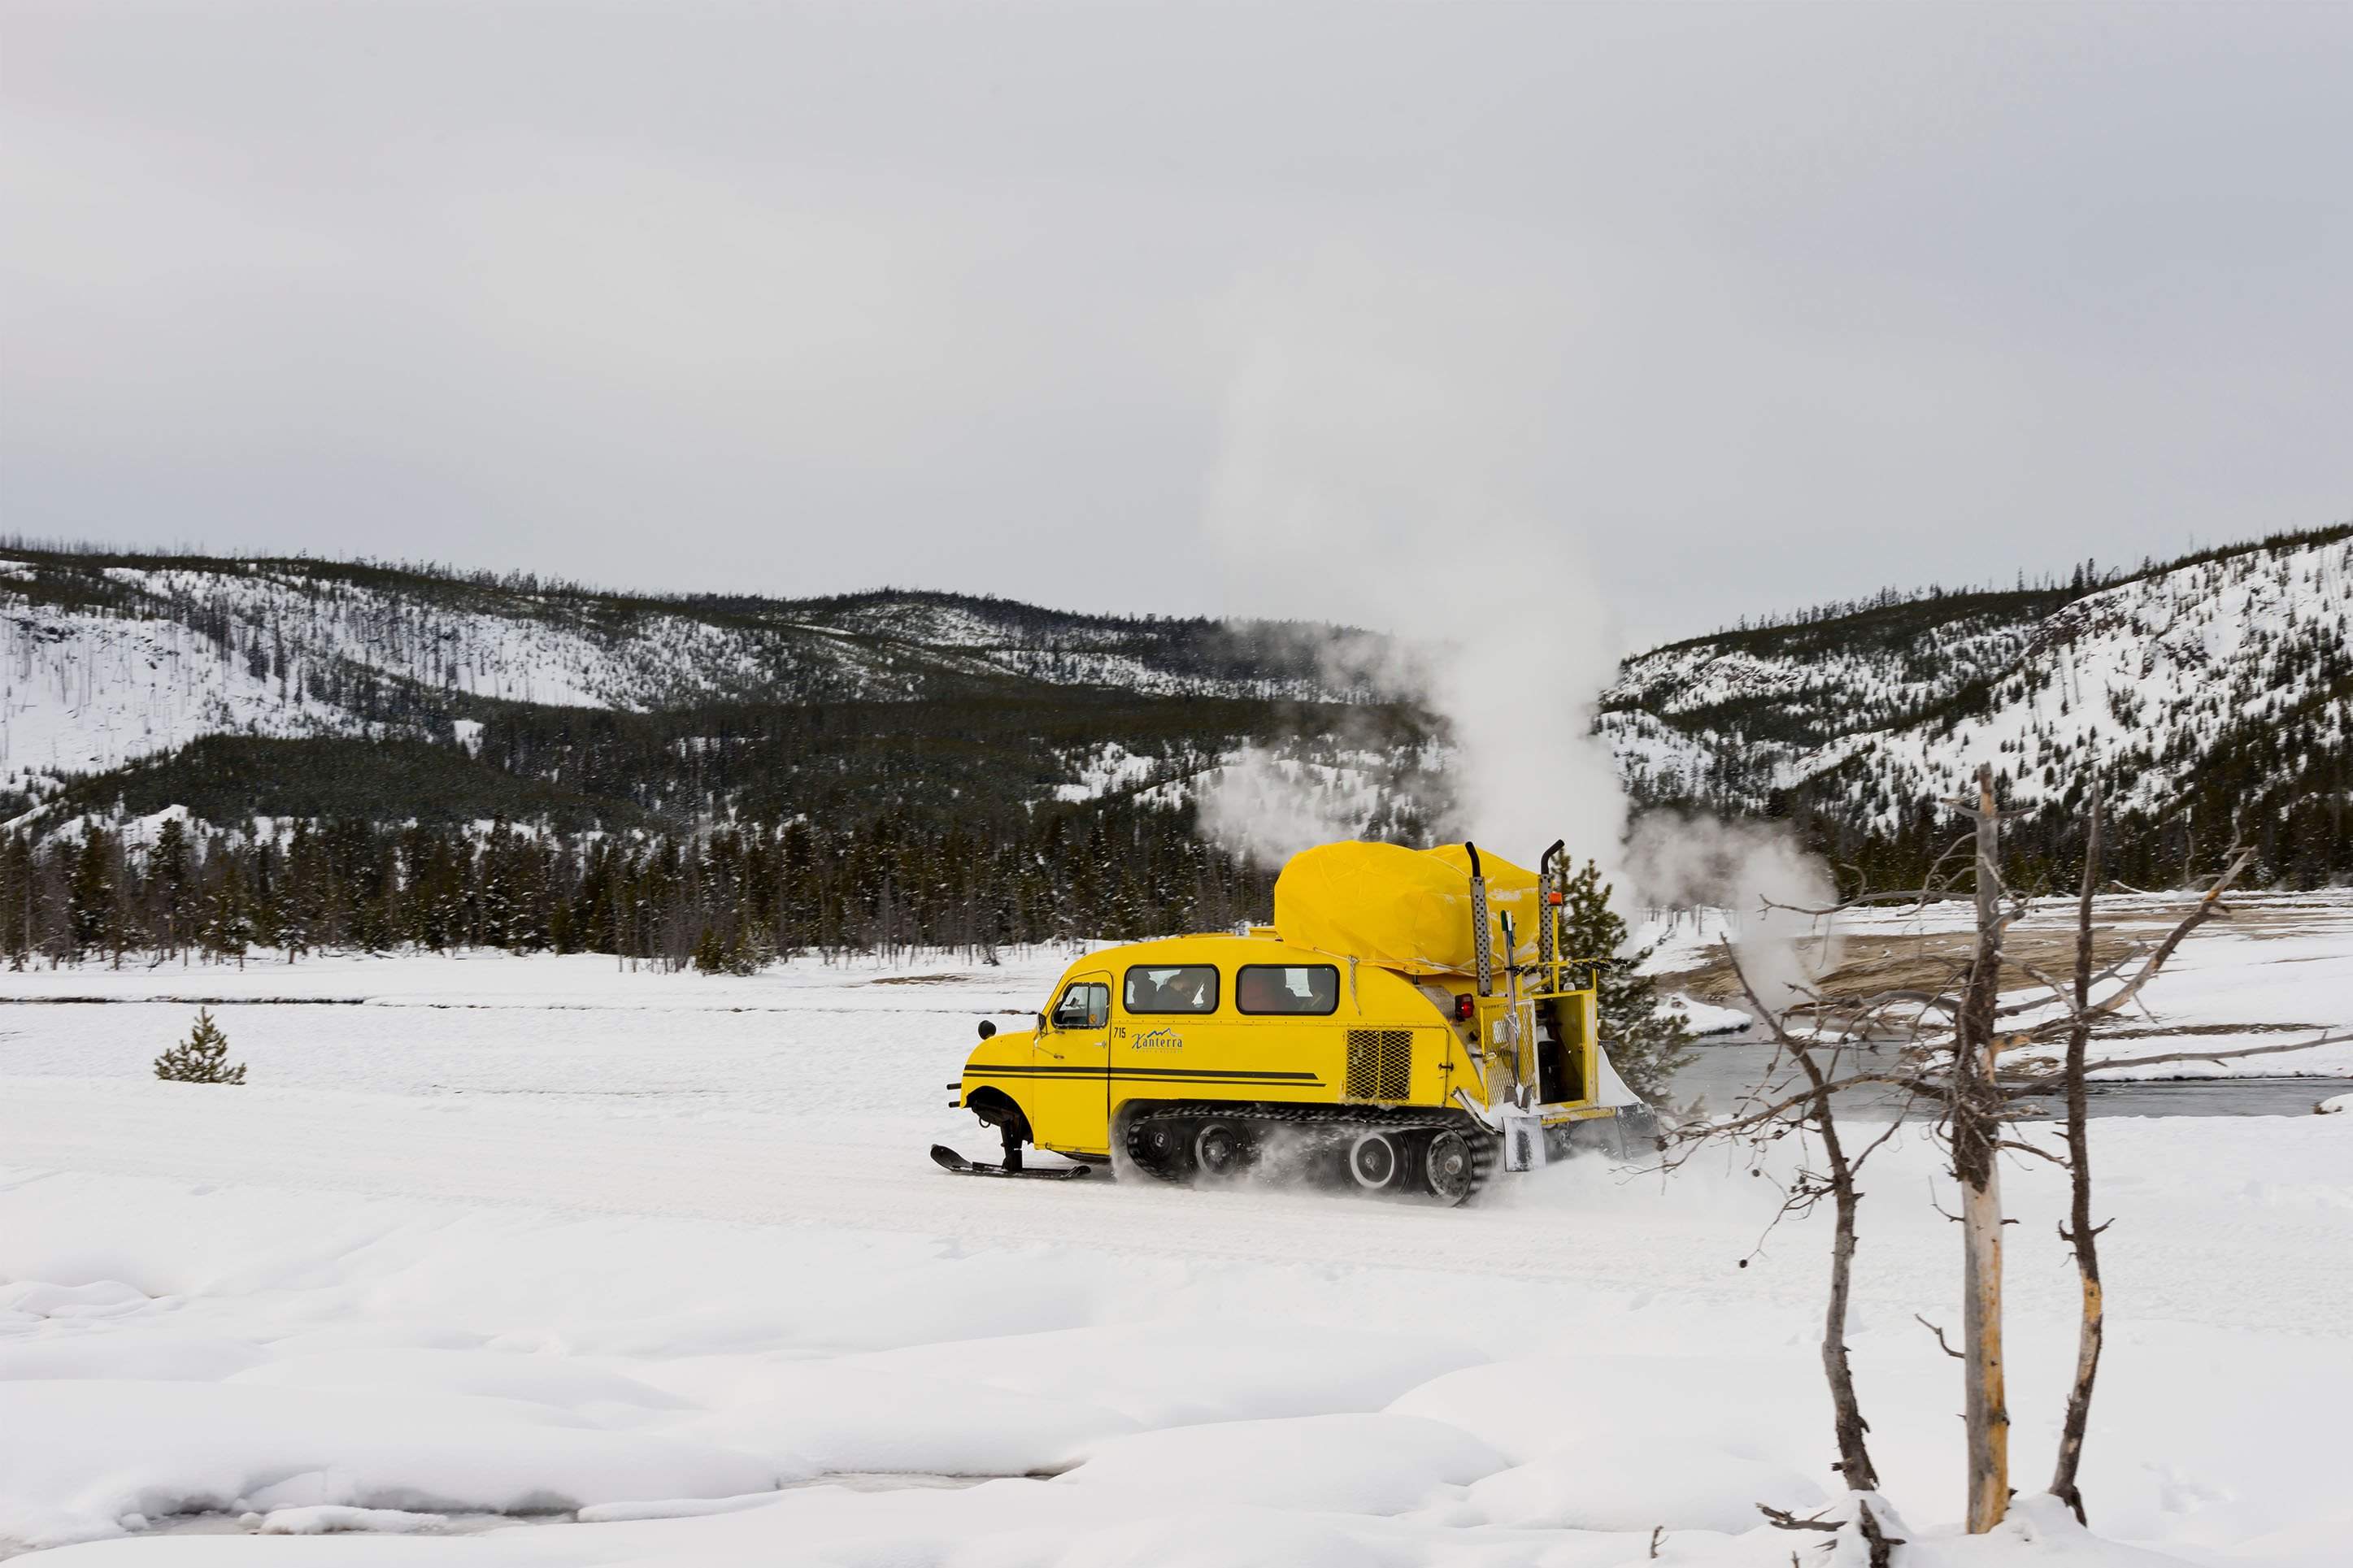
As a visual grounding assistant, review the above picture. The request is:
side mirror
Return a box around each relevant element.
[1037,1011,1049,1033]
[976,1019,997,1040]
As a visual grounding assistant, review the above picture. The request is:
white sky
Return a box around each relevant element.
[3,2,2346,647]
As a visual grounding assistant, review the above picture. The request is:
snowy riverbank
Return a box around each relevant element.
[2,940,2349,1565]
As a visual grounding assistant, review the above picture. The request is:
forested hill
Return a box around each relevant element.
[1603,523,2352,888]
[0,526,2342,970]
[0,546,1389,816]
[0,547,1426,964]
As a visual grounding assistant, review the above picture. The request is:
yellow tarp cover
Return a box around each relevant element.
[1273,840,1543,975]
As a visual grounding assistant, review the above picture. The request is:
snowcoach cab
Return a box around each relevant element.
[937,840,1655,1205]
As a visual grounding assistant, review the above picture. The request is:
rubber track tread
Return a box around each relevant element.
[1124,1103,1498,1203]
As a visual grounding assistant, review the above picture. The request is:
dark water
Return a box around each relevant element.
[1667,1028,2352,1122]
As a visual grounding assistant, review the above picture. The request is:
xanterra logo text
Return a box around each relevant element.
[1132,1028,1185,1052]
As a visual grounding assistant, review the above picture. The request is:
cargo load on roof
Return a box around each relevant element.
[1272,840,1543,975]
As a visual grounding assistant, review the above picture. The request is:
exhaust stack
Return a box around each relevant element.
[1536,839,1564,973]
[1465,841,1494,998]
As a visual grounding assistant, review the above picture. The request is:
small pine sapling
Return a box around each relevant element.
[1556,858,1695,1104]
[154,1008,247,1085]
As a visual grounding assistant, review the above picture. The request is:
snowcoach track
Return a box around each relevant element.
[1120,1102,1499,1205]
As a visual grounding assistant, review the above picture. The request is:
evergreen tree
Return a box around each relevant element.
[151,815,198,953]
[200,856,253,960]
[1556,858,1694,1104]
[67,826,116,958]
[154,1008,246,1084]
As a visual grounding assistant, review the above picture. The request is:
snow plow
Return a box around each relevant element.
[937,840,1655,1205]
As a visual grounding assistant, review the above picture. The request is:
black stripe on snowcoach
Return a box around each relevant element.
[1116,1067,1323,1083]
[966,1066,1322,1085]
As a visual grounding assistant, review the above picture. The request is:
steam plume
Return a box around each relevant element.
[1192,241,1836,1024]
[1197,243,1623,869]
[1624,813,1838,1011]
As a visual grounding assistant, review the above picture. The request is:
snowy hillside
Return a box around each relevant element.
[0,552,1364,805]
[1603,525,2351,874]
[8,531,2342,884]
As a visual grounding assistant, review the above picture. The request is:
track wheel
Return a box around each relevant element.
[1131,1117,1193,1179]
[1346,1130,1404,1192]
[1192,1120,1251,1183]
[1420,1129,1477,1205]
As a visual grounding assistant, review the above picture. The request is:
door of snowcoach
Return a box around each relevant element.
[1034,971,1111,1154]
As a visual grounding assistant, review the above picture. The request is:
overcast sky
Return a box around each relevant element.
[4,2,2346,646]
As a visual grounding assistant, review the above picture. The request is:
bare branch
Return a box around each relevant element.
[1759,834,1980,918]
[1916,1314,1964,1360]
[1759,1504,1842,1533]
[2062,845,2255,1023]
[1669,1071,1942,1143]
[2008,1029,2353,1082]
[2001,946,2142,1022]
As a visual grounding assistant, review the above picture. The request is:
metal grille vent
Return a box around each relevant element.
[1345,1029,1412,1101]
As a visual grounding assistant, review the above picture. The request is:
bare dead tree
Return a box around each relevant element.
[1946,763,2012,1533]
[2050,778,2103,1523]
[1684,764,2349,1540]
[2003,809,2352,1524]
[1662,943,1916,1566]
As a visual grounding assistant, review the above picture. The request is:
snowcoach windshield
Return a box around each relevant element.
[1123,965,1220,1014]
[1236,964,1340,1015]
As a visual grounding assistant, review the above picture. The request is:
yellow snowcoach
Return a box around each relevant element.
[934,840,1654,1204]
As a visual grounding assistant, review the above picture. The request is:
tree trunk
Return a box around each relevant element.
[2051,785,2106,1522]
[1793,1042,1879,1492]
[1955,763,2010,1533]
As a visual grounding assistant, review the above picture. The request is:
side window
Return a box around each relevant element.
[1053,981,1111,1029]
[1236,964,1341,1015]
[1123,965,1220,1014]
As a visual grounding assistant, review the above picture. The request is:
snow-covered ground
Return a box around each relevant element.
[3,940,2350,1566]
[1635,891,2353,1079]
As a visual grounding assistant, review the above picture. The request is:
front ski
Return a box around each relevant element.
[929,1145,1094,1180]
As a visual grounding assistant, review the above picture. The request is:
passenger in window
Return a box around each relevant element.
[1237,968,1288,1013]
[1164,971,1212,1010]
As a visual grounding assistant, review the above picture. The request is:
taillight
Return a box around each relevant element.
[1453,993,1475,1022]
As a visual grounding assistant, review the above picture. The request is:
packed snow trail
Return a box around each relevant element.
[5,1075,2351,1340]
[5,945,2351,1565]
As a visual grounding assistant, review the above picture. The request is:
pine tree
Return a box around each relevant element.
[151,816,197,953]
[67,826,116,958]
[1556,858,1694,1104]
[154,1008,246,1084]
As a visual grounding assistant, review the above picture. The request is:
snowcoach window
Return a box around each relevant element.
[1123,965,1220,1014]
[1052,981,1110,1030]
[1236,965,1340,1015]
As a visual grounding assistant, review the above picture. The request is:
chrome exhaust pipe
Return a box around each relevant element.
[1466,841,1493,999]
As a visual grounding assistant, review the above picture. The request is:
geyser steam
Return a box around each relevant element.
[1197,243,1624,868]
[1193,241,1837,1013]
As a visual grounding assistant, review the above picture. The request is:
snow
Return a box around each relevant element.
[1048,742,1163,802]
[1634,891,2353,1079]
[252,1507,448,1535]
[1063,1413,1505,1514]
[0,1379,776,1546]
[3,943,2350,1565]
[1664,992,1751,1036]
[0,563,1352,805]
[1453,1436,1826,1533]
[682,1360,1127,1476]
[1605,533,2351,826]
